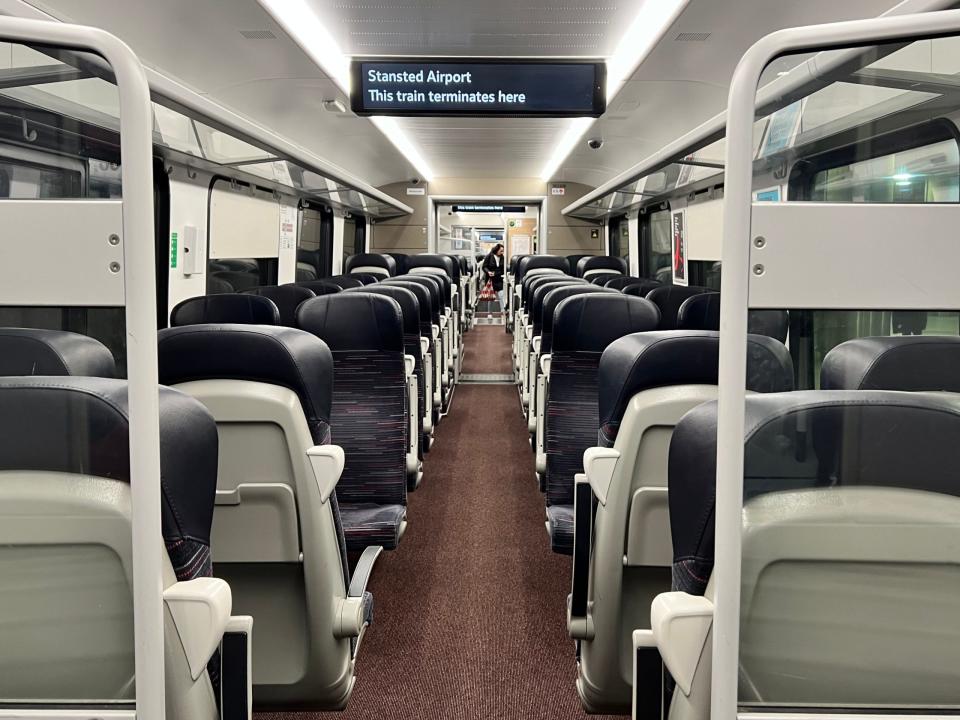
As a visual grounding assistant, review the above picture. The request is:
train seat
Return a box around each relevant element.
[571,331,792,713]
[654,391,960,720]
[296,280,343,296]
[533,285,620,482]
[576,255,627,279]
[170,293,280,327]
[350,273,382,285]
[324,275,365,290]
[821,335,960,391]
[347,285,425,488]
[297,293,409,551]
[523,278,593,438]
[518,276,583,403]
[588,271,623,286]
[244,284,316,327]
[677,293,790,343]
[403,269,456,398]
[345,252,397,278]
[515,272,575,376]
[0,376,238,720]
[543,293,659,554]
[0,327,116,377]
[386,275,445,421]
[565,254,590,276]
[604,276,642,291]
[158,323,373,709]
[645,286,713,330]
[621,279,662,297]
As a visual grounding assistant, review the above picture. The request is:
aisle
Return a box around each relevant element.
[264,325,623,719]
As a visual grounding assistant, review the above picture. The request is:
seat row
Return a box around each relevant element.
[0,251,480,715]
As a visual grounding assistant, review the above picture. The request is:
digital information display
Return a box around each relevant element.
[351,59,605,117]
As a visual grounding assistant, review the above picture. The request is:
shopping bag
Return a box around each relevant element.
[479,279,497,301]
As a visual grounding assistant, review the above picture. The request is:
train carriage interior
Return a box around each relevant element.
[3,1,960,719]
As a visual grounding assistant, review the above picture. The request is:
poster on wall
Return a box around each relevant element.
[512,234,531,255]
[671,209,688,286]
[279,205,297,251]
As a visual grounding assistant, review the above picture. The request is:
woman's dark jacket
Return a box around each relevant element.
[482,253,504,291]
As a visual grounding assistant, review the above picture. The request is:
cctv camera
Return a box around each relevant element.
[410,177,421,185]
[587,138,604,150]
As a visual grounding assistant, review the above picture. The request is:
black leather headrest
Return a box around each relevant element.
[296,280,342,296]
[604,276,642,291]
[350,273,381,285]
[552,294,660,353]
[386,276,441,325]
[439,254,461,282]
[346,285,420,336]
[676,293,789,342]
[297,293,404,352]
[524,275,580,313]
[598,331,794,446]
[210,270,261,293]
[589,272,623,286]
[821,335,960,391]
[565,254,589,276]
[577,256,627,277]
[158,324,333,444]
[517,255,568,281]
[406,269,450,306]
[244,285,315,327]
[408,254,455,281]
[0,376,218,547]
[541,286,614,353]
[170,294,280,327]
[345,253,395,277]
[385,253,409,275]
[508,254,524,273]
[531,280,586,334]
[381,279,432,325]
[0,328,115,378]
[646,286,713,330]
[621,280,662,297]
[324,275,364,290]
[207,276,235,294]
[668,390,960,595]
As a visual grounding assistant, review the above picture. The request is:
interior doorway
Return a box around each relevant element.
[433,200,542,260]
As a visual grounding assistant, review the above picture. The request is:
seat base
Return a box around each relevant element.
[340,503,407,551]
[545,504,574,555]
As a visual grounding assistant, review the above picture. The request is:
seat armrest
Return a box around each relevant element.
[540,353,551,375]
[583,447,621,506]
[336,545,383,639]
[420,336,430,355]
[651,592,714,696]
[164,577,232,681]
[431,325,439,340]
[532,336,541,353]
[221,615,253,720]
[568,474,594,640]
[306,444,345,503]
[404,354,415,378]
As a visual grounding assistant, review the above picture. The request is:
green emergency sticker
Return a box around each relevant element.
[170,232,178,269]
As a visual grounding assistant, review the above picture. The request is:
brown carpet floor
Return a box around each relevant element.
[260,327,624,719]
[460,325,513,375]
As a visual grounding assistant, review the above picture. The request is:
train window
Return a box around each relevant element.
[608,214,630,268]
[298,203,334,279]
[641,206,671,283]
[207,179,279,292]
[342,213,365,267]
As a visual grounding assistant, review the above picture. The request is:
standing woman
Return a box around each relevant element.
[482,243,506,312]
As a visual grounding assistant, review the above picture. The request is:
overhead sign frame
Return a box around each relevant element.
[351,57,606,118]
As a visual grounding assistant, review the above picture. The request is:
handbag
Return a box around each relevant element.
[479,279,497,301]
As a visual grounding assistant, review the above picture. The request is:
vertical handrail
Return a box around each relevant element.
[0,17,161,720]
[715,9,960,720]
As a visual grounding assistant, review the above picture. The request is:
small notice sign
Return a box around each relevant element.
[551,185,566,196]
[406,187,426,195]
[671,210,688,287]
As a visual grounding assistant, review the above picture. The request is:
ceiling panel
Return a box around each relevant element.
[303,0,631,57]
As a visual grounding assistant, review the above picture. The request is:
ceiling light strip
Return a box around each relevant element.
[257,0,434,181]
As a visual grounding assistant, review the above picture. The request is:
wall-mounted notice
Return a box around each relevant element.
[512,234,531,255]
[551,184,566,196]
[671,209,688,287]
[351,59,605,117]
[279,205,297,251]
[406,187,426,195]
